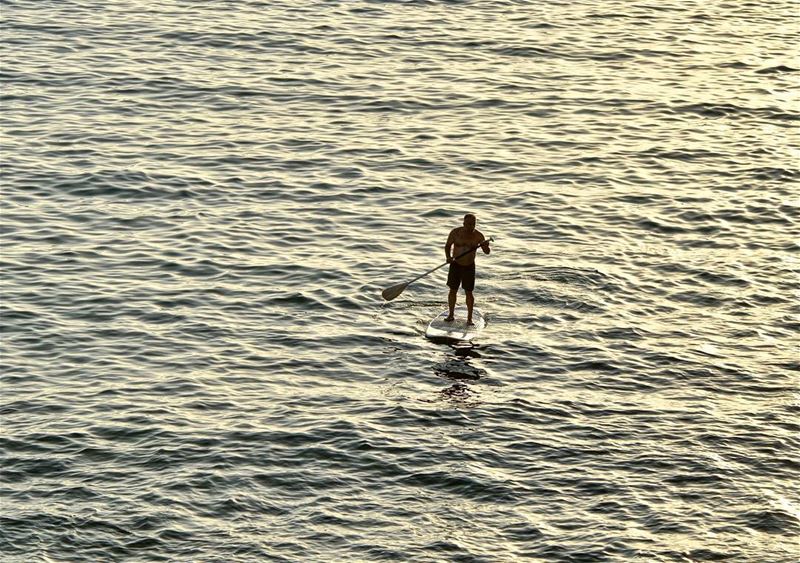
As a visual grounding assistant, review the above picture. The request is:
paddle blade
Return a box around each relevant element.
[381,282,408,301]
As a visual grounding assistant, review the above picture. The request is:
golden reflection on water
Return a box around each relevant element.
[2,1,798,561]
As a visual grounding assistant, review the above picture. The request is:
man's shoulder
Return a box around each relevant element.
[474,229,485,240]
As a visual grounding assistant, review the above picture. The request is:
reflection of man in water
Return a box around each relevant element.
[444,213,490,325]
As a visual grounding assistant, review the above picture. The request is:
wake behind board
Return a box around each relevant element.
[426,306,485,343]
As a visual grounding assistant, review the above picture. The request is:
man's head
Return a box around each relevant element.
[463,213,477,232]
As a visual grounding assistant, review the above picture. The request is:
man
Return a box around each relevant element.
[445,213,490,325]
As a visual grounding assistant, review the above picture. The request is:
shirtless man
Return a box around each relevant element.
[445,213,490,325]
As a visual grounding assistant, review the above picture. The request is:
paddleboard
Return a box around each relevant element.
[425,306,485,342]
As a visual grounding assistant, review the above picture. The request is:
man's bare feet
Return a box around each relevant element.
[445,315,455,322]
[466,319,474,326]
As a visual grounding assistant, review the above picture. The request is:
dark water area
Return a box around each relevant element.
[1,1,798,561]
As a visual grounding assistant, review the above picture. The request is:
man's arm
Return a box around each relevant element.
[445,229,456,262]
[478,231,491,254]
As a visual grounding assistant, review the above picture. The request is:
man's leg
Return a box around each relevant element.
[465,290,474,324]
[446,288,458,321]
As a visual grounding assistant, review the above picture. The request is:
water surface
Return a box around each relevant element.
[1,1,798,561]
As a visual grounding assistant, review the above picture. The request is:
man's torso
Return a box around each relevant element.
[451,227,484,265]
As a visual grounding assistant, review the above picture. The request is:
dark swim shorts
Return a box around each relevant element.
[447,262,476,291]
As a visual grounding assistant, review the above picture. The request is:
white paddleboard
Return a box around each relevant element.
[426,306,486,342]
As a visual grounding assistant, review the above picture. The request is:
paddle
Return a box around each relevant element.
[381,237,494,301]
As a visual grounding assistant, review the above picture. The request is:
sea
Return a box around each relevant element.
[1,1,798,561]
